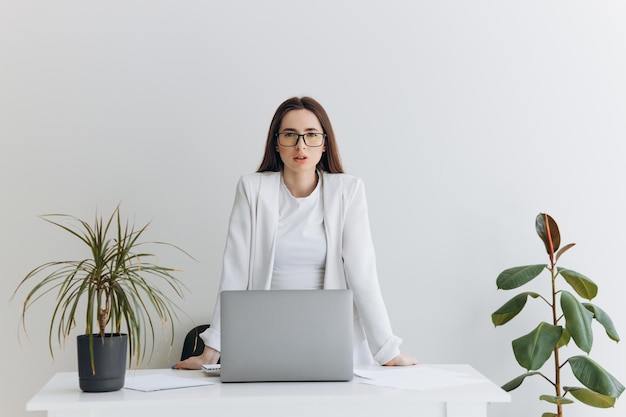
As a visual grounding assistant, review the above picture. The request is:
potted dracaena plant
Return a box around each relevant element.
[492,213,623,416]
[12,205,192,392]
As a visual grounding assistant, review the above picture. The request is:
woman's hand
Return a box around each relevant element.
[173,346,221,370]
[383,352,418,366]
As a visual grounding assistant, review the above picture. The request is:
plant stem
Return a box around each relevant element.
[545,214,563,417]
[551,263,563,417]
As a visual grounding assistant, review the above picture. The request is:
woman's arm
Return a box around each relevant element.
[200,176,255,352]
[384,352,418,366]
[173,346,220,370]
[342,178,417,365]
[176,177,255,369]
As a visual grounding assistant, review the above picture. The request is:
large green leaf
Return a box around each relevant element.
[536,213,560,254]
[541,413,558,417]
[501,371,542,392]
[569,356,625,398]
[557,327,571,349]
[492,292,541,326]
[496,265,546,290]
[558,267,598,300]
[560,291,594,353]
[512,322,562,371]
[539,395,574,405]
[564,386,617,408]
[583,303,621,342]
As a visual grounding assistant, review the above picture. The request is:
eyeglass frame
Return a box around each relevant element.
[275,131,326,147]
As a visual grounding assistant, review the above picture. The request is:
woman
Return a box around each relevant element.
[175,97,416,369]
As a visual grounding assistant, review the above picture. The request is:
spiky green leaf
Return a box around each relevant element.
[564,386,617,408]
[558,268,598,300]
[11,206,192,366]
[492,292,541,326]
[583,303,620,342]
[496,265,545,290]
[561,291,594,353]
[512,322,562,371]
[569,356,625,398]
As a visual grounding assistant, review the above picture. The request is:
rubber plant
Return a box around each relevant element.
[492,213,623,417]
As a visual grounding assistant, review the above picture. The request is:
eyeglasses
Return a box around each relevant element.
[276,132,326,147]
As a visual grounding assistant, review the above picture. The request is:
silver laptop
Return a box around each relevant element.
[220,289,353,382]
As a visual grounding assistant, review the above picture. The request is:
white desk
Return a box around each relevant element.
[27,365,510,417]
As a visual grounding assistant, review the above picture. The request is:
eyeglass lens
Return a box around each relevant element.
[277,133,325,147]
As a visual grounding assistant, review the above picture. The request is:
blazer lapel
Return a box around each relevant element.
[250,172,281,289]
[321,172,347,290]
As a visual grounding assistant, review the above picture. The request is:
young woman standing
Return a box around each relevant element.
[175,97,417,369]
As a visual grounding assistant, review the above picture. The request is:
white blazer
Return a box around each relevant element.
[200,171,402,365]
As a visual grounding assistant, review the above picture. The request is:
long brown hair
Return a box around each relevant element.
[257,97,344,173]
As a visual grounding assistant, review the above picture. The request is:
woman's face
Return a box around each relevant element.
[275,109,326,175]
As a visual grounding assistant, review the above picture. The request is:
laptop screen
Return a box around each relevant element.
[220,289,353,382]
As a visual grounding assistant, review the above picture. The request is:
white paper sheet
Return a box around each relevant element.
[124,374,215,392]
[354,365,484,391]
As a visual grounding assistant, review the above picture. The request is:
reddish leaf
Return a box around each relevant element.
[536,213,560,255]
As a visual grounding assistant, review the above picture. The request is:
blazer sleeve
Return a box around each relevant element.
[341,178,402,364]
[200,176,254,351]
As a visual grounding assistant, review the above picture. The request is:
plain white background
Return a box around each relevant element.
[1,1,625,416]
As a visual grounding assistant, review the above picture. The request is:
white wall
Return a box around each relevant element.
[2,1,625,416]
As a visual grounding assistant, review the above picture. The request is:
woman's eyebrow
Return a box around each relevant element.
[280,127,322,132]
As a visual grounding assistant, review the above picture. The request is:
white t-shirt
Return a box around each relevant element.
[271,178,326,290]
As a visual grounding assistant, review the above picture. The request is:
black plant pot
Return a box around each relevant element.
[77,333,128,392]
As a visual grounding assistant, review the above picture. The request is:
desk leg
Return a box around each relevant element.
[446,402,487,417]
